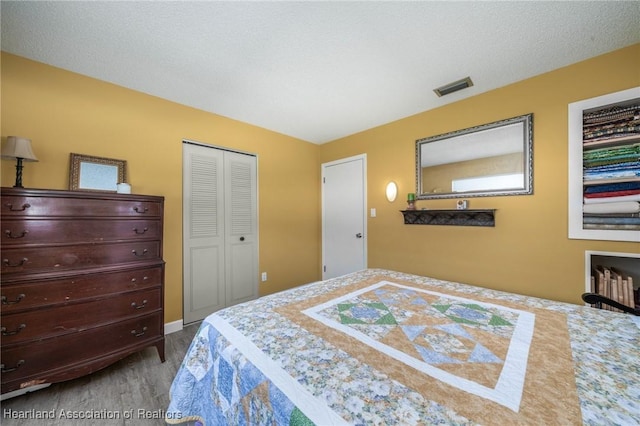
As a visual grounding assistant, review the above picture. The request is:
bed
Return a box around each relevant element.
[166,268,639,425]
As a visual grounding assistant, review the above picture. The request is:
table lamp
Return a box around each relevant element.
[1,136,39,188]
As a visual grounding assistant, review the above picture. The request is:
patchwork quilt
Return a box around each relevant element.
[166,269,640,425]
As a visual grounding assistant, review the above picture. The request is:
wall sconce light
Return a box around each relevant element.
[1,136,39,188]
[385,181,398,202]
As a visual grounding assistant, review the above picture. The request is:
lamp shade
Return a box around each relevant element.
[2,136,38,162]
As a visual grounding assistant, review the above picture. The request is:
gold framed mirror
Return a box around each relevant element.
[69,153,127,192]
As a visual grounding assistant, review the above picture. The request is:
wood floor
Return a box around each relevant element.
[1,322,200,426]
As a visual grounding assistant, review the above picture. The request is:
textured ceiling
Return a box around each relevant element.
[2,1,639,144]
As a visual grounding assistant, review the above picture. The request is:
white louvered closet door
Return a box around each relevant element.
[224,152,258,307]
[183,142,257,324]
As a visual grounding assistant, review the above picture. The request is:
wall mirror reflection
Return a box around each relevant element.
[69,153,127,192]
[416,113,533,199]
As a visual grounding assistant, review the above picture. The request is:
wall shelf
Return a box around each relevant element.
[568,87,640,242]
[400,209,496,227]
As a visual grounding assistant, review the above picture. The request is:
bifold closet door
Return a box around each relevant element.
[183,143,257,324]
[224,152,258,307]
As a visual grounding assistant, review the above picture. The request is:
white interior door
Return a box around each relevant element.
[224,151,258,306]
[322,154,367,280]
[183,143,225,324]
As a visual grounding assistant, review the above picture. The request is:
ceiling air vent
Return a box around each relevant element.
[434,77,473,97]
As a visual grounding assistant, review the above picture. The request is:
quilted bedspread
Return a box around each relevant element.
[166,269,640,425]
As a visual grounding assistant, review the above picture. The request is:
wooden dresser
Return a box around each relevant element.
[0,187,165,395]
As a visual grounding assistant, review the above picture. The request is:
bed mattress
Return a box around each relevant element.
[166,269,639,425]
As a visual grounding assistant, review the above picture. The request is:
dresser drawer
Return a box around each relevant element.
[1,194,162,218]
[0,312,162,385]
[1,265,163,313]
[1,241,161,275]
[2,218,161,246]
[1,288,161,346]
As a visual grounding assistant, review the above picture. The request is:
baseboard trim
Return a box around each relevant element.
[164,319,183,335]
[1,383,51,401]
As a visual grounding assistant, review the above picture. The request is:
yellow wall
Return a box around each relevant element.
[2,44,639,320]
[320,44,640,304]
[1,52,322,323]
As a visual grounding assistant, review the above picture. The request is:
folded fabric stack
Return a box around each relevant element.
[582,103,640,229]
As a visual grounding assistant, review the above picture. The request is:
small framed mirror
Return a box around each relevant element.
[416,113,533,199]
[69,153,127,192]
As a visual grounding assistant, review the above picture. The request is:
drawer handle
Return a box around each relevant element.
[1,360,25,373]
[4,203,31,212]
[3,258,27,267]
[4,229,29,239]
[1,324,26,336]
[1,294,25,305]
[131,300,148,310]
[133,206,149,214]
[133,227,148,235]
[131,326,148,337]
[132,249,148,257]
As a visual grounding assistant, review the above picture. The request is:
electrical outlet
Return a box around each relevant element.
[261,272,267,282]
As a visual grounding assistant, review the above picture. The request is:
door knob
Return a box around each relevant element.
[240,236,245,241]
[355,233,362,238]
